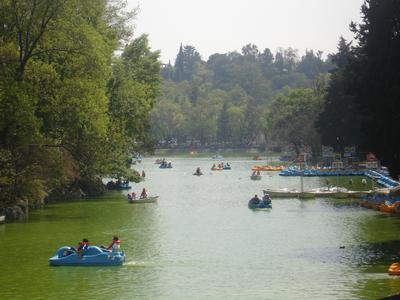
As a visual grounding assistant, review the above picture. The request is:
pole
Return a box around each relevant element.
[300,170,304,193]
[299,162,304,193]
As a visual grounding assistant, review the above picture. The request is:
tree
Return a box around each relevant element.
[173,44,184,82]
[297,49,327,79]
[108,34,161,172]
[348,0,400,177]
[266,88,324,152]
[259,48,276,77]
[173,44,201,82]
[316,37,359,150]
[0,0,159,215]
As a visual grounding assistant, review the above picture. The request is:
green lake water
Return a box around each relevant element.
[1,158,400,299]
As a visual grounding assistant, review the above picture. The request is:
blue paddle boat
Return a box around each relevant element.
[106,181,131,190]
[49,246,125,266]
[248,195,272,210]
[159,162,172,168]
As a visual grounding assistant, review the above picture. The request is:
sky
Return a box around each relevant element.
[128,0,364,63]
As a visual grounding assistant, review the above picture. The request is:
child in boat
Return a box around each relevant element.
[140,188,148,199]
[131,192,137,200]
[77,238,89,257]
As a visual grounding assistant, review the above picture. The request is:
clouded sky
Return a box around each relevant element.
[129,0,364,63]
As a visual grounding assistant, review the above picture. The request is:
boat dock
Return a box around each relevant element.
[264,188,372,199]
[280,167,364,177]
[364,170,398,188]
[279,168,399,188]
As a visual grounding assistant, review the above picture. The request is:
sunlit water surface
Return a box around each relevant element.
[1,158,400,299]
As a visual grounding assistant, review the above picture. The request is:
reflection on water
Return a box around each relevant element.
[1,157,400,299]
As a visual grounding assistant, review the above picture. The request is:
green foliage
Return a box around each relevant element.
[153,44,332,147]
[317,37,360,149]
[350,0,400,176]
[265,88,325,151]
[0,0,160,212]
[318,0,400,177]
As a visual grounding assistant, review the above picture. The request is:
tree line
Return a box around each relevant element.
[151,0,400,178]
[0,0,160,214]
[151,42,332,150]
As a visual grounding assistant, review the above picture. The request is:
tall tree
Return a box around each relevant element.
[349,0,400,176]
[173,43,184,82]
[316,37,359,150]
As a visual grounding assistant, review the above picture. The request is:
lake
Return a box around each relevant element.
[1,157,400,299]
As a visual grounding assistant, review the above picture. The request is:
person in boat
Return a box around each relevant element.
[77,238,89,257]
[263,193,272,205]
[256,170,261,176]
[212,164,216,169]
[106,180,115,189]
[141,170,146,178]
[108,236,121,252]
[249,194,261,206]
[252,171,256,176]
[131,192,137,200]
[127,193,132,201]
[65,241,83,256]
[167,162,172,168]
[101,236,121,253]
[140,188,148,199]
